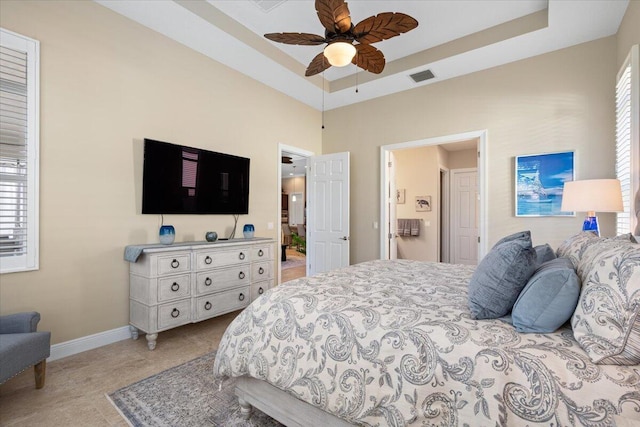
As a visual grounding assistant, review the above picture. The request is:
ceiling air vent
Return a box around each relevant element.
[251,0,287,13]
[410,69,435,83]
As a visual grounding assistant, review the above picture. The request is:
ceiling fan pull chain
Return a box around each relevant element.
[322,70,325,129]
[355,54,359,93]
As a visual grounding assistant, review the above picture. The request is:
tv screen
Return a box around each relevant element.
[142,139,250,214]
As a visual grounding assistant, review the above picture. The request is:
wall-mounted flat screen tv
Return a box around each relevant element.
[142,139,250,214]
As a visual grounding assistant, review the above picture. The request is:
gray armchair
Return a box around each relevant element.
[0,312,51,389]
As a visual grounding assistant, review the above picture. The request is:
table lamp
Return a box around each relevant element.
[561,179,623,236]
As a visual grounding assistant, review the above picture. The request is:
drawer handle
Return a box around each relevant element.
[204,301,212,311]
[171,308,180,318]
[205,277,212,286]
[171,259,180,268]
[239,293,245,301]
[171,282,180,292]
[258,287,264,295]
[258,249,264,257]
[239,272,245,280]
[204,256,212,265]
[239,252,245,260]
[258,267,264,275]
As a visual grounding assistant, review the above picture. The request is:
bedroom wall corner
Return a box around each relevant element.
[322,37,618,264]
[0,0,321,346]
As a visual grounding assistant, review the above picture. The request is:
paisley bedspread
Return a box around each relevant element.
[213,260,640,426]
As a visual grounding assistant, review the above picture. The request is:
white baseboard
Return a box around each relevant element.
[49,325,131,361]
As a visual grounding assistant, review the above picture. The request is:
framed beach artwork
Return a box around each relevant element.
[515,151,575,217]
[396,189,406,204]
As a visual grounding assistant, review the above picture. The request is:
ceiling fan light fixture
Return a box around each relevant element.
[324,42,356,67]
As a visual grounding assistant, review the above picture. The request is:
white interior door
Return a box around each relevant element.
[451,168,478,265]
[307,152,350,275]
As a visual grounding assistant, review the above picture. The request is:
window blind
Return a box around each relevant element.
[616,45,639,237]
[0,45,28,256]
[0,29,39,273]
[616,61,632,235]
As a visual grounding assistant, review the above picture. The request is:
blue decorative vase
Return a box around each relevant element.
[205,231,218,242]
[159,225,175,245]
[243,224,255,239]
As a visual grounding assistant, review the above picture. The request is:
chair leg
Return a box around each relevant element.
[34,360,46,389]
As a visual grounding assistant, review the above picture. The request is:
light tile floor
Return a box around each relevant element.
[0,257,306,427]
[1,311,241,426]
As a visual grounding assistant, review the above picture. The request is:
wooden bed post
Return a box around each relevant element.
[238,397,252,420]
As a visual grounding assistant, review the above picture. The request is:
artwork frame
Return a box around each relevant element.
[515,151,575,217]
[415,196,431,212]
[396,189,406,204]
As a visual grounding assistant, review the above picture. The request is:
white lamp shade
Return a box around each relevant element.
[323,42,356,67]
[561,179,624,213]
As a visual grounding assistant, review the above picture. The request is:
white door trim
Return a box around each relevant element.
[380,130,488,261]
[278,144,315,282]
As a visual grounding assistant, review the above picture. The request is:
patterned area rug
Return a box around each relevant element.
[281,253,305,270]
[107,351,283,427]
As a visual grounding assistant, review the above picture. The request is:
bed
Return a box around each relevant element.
[213,236,640,426]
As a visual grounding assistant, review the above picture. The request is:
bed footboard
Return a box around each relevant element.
[235,376,353,427]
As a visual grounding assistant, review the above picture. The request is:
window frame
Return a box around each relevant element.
[0,28,40,274]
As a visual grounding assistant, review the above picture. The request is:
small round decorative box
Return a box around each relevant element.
[159,225,175,245]
[205,231,218,242]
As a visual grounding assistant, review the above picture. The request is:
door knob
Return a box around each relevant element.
[340,236,349,241]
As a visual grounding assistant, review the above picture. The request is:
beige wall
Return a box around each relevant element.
[394,146,440,262]
[0,1,321,343]
[324,37,619,263]
[447,148,478,170]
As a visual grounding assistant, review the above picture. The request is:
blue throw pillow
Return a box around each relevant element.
[534,244,556,268]
[492,230,531,249]
[512,257,580,333]
[468,236,536,319]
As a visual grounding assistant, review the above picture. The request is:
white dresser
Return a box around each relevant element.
[127,238,275,350]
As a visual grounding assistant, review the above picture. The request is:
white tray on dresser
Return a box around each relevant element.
[126,238,275,350]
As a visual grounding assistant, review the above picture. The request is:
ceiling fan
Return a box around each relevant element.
[264,0,418,77]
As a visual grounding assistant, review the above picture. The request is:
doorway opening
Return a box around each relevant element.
[279,145,312,284]
[380,130,488,263]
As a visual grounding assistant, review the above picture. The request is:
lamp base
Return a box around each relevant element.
[582,216,599,236]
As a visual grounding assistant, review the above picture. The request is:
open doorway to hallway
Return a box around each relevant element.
[380,130,488,264]
[280,149,309,283]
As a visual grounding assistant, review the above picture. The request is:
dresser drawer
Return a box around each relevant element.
[157,300,191,330]
[157,274,190,302]
[195,287,250,320]
[195,266,249,295]
[157,254,191,276]
[196,247,250,269]
[252,261,272,281]
[252,244,273,261]
[250,280,273,302]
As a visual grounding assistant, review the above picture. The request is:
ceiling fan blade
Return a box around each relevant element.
[315,0,352,34]
[352,44,385,74]
[306,52,332,77]
[354,12,419,44]
[264,32,326,46]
